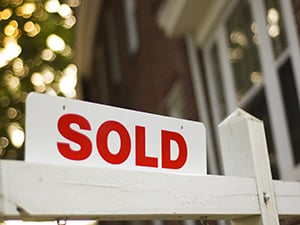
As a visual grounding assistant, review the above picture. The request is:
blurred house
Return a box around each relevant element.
[75,0,300,223]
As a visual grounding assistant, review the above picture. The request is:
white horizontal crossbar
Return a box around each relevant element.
[0,160,299,221]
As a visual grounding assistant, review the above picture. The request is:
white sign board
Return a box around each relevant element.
[25,93,206,174]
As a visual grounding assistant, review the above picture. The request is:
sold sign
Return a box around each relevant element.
[25,93,206,174]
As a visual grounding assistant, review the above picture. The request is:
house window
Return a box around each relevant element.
[226,0,262,103]
[211,44,227,118]
[278,58,300,165]
[200,0,300,180]
[264,0,287,58]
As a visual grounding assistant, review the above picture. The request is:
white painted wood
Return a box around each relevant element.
[1,110,300,222]
[156,0,186,36]
[123,0,139,55]
[279,0,300,181]
[203,46,226,174]
[195,0,237,47]
[185,34,220,175]
[25,93,206,175]
[239,84,263,110]
[274,47,290,68]
[203,36,223,124]
[0,159,299,221]
[280,0,300,102]
[185,32,227,225]
[273,180,300,216]
[217,26,236,114]
[249,0,294,180]
[0,160,260,221]
[219,108,280,225]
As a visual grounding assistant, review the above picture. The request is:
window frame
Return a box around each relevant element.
[198,0,300,180]
[185,35,221,174]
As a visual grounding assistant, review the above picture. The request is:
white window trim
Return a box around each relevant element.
[200,0,300,180]
[280,0,300,102]
[203,37,224,124]
[280,0,300,178]
[217,26,237,113]
[249,0,295,180]
[185,34,221,175]
[123,0,140,55]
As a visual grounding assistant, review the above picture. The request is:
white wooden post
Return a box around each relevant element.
[0,108,299,222]
[219,108,280,225]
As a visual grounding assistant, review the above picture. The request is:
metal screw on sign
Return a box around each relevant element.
[263,192,271,204]
[57,219,67,225]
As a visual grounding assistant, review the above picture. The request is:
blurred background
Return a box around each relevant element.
[1,0,300,179]
[1,0,300,224]
[0,0,79,160]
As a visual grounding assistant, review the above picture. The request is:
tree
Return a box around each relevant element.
[0,0,80,159]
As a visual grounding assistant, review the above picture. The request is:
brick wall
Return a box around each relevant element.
[88,0,198,121]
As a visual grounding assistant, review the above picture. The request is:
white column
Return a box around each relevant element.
[219,109,280,225]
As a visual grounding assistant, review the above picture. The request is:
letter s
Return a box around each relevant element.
[57,114,92,160]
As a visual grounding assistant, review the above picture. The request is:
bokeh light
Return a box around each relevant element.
[7,122,24,148]
[46,34,65,52]
[41,48,55,61]
[45,0,60,13]
[0,39,22,68]
[0,0,81,159]
[59,64,77,98]
[1,8,13,20]
[58,4,72,18]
